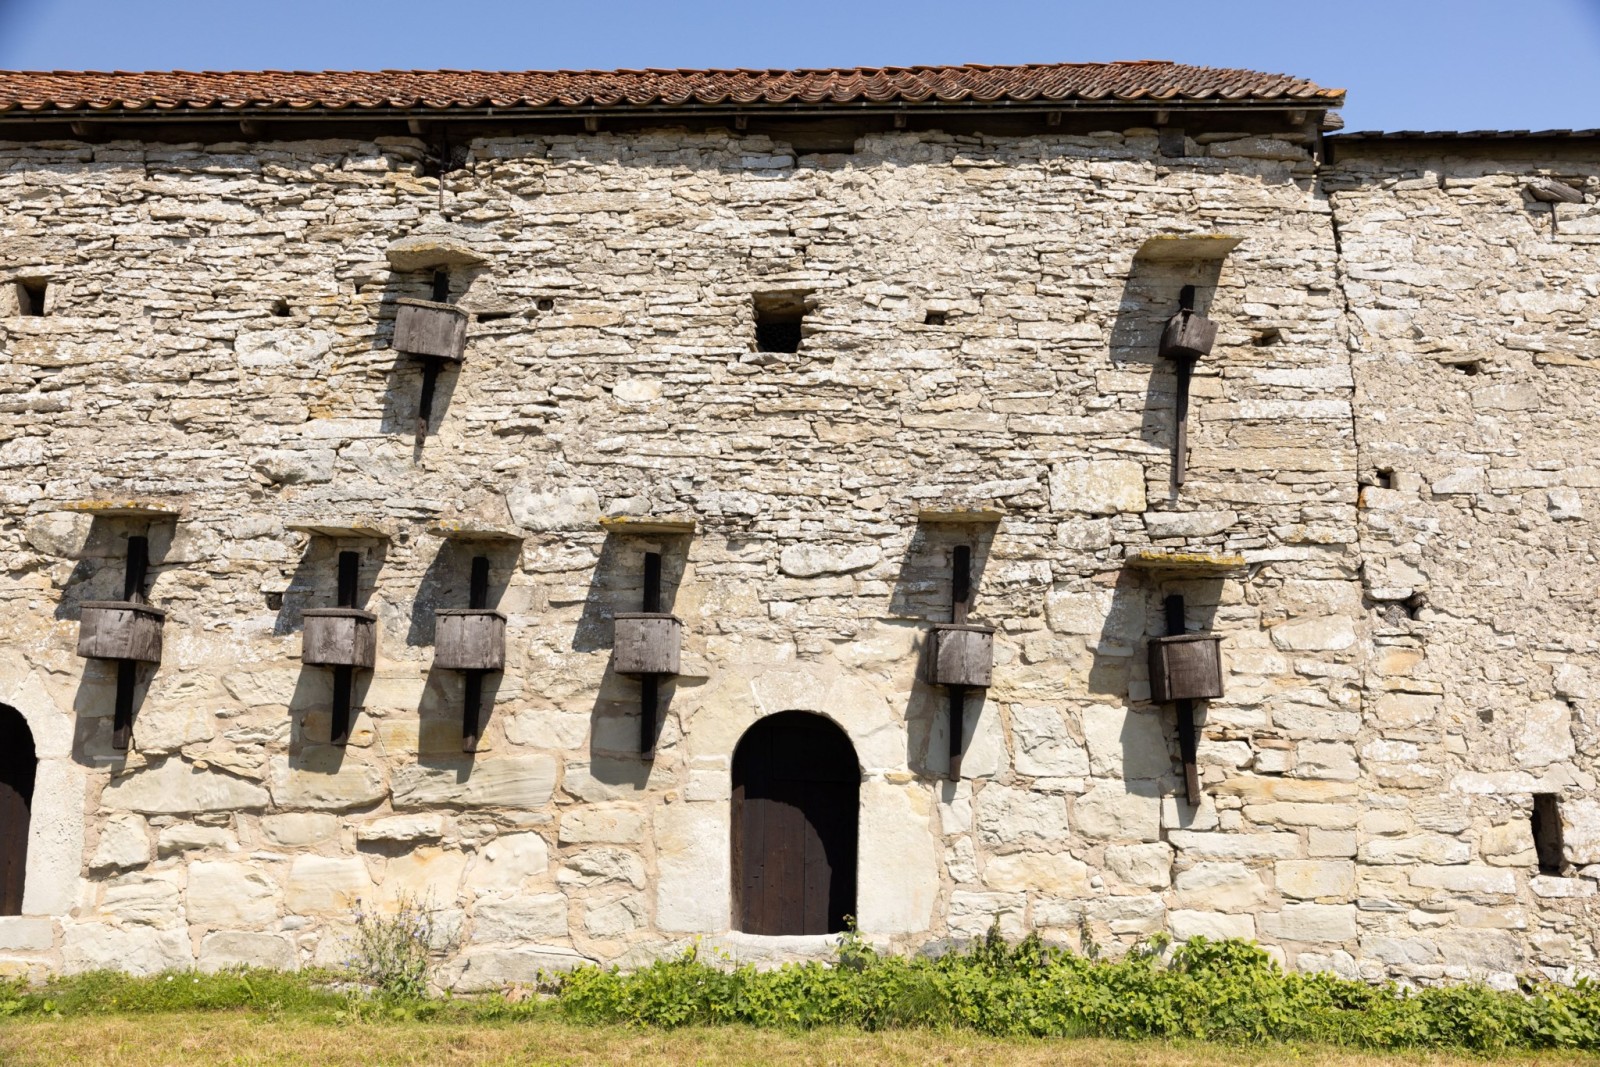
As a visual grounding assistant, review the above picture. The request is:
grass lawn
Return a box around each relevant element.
[0,1016,1592,1067]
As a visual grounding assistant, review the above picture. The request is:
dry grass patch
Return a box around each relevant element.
[0,1016,1589,1067]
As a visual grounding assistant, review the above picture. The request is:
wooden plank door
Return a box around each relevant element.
[0,706,35,916]
[732,711,858,935]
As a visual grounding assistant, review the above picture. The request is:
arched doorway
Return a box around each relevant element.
[731,711,858,935]
[0,705,34,915]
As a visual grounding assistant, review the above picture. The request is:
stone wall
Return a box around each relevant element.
[0,120,1590,986]
[1330,139,1600,983]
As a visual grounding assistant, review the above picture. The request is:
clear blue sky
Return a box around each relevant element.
[2,0,1597,132]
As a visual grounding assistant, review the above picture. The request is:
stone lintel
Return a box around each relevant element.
[1134,234,1244,263]
[61,499,182,519]
[285,520,393,541]
[426,520,525,542]
[1125,549,1250,578]
[916,505,1005,525]
[598,515,697,535]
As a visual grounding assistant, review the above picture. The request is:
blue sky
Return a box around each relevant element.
[2,0,1597,132]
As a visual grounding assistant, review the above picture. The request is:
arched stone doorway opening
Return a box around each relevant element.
[0,703,36,915]
[731,711,859,935]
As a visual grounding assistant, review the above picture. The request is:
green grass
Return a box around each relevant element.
[0,933,1596,1060]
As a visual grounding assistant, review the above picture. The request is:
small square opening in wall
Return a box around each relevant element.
[15,280,46,316]
[754,292,808,354]
[1532,793,1565,875]
[924,310,948,327]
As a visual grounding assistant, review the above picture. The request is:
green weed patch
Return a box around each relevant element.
[553,931,1600,1053]
[1,932,1596,1055]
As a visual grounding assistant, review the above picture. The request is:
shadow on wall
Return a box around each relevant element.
[284,662,372,770]
[1108,256,1225,508]
[890,521,995,778]
[374,264,488,457]
[70,658,150,769]
[417,666,504,772]
[61,515,173,767]
[580,532,691,787]
[52,516,175,622]
[273,538,387,637]
[1089,566,1224,825]
[409,539,519,765]
[405,539,516,648]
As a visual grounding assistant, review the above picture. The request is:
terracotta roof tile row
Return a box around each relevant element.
[0,62,1343,116]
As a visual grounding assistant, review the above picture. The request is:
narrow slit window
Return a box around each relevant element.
[754,293,806,354]
[16,280,45,317]
[1532,794,1564,875]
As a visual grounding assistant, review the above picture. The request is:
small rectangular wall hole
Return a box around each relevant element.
[754,292,807,354]
[1533,794,1564,875]
[16,280,45,316]
[1374,468,1395,490]
[924,310,948,327]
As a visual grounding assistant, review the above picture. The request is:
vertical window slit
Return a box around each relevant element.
[1533,794,1564,875]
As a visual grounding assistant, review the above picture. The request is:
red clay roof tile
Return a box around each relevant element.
[0,62,1343,116]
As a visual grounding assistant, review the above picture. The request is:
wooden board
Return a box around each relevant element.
[1149,633,1225,702]
[926,624,994,688]
[302,609,378,669]
[77,601,165,664]
[434,609,506,671]
[0,706,35,916]
[614,613,681,675]
[732,711,858,936]
[394,299,468,362]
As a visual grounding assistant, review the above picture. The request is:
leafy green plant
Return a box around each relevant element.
[545,931,1600,1052]
[343,894,457,1001]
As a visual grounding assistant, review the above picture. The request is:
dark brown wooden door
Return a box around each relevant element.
[0,705,33,916]
[732,711,858,935]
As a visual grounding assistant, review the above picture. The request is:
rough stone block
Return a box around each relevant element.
[284,855,373,916]
[198,931,298,973]
[188,860,281,925]
[1275,860,1355,900]
[392,757,557,810]
[1048,460,1146,515]
[101,758,269,814]
[1073,783,1162,842]
[655,802,732,933]
[1260,904,1357,942]
[1169,910,1257,942]
[1104,842,1173,888]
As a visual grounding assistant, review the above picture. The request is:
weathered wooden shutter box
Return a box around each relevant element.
[1148,632,1224,702]
[434,608,506,672]
[394,298,469,362]
[301,608,378,669]
[1158,310,1218,361]
[614,612,681,675]
[77,601,165,664]
[925,623,994,688]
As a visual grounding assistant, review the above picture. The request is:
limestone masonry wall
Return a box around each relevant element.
[0,122,1593,987]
